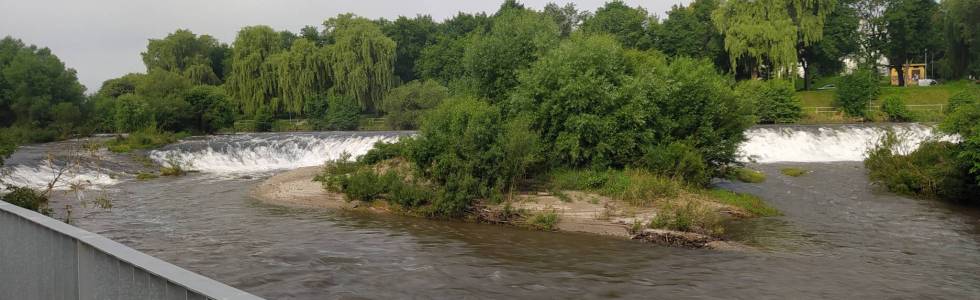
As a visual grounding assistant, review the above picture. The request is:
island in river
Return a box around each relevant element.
[252,166,748,250]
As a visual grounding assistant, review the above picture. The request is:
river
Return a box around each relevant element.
[3,124,979,299]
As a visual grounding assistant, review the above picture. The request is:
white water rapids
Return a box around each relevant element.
[0,124,952,189]
[740,123,949,163]
[148,132,404,173]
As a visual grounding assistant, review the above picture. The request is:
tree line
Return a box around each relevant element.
[0,0,978,145]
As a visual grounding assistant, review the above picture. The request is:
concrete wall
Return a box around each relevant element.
[0,201,264,300]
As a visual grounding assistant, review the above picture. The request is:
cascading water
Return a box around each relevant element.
[148,132,409,174]
[1,124,953,188]
[738,123,951,163]
[0,142,120,191]
[0,164,118,191]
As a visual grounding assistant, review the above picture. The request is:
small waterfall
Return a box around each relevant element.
[739,123,949,163]
[149,132,408,173]
[1,164,118,191]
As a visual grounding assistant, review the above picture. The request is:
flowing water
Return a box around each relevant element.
[3,125,980,299]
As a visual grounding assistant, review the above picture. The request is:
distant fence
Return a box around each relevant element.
[796,103,946,123]
[803,104,945,115]
[0,201,264,300]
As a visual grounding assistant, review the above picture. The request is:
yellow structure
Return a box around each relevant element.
[890,63,926,86]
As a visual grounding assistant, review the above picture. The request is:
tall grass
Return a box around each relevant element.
[549,169,681,206]
[706,189,780,217]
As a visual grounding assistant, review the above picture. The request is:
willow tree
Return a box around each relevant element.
[142,29,225,84]
[324,14,395,113]
[713,0,836,78]
[226,26,283,115]
[270,38,331,115]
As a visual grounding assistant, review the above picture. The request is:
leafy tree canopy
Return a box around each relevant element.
[581,1,653,49]
[463,9,559,101]
[325,14,396,113]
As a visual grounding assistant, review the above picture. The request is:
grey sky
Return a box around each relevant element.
[0,0,688,92]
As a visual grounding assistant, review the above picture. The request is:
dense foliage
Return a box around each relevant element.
[380,80,448,129]
[880,95,913,122]
[734,79,802,124]
[0,36,86,141]
[321,30,753,217]
[463,9,559,101]
[866,88,980,204]
[834,68,880,117]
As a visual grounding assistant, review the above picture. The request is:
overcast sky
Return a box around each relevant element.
[0,0,688,92]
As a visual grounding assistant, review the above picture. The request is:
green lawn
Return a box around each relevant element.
[798,80,975,107]
[794,80,977,123]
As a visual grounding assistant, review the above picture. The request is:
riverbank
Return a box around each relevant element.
[252,166,748,250]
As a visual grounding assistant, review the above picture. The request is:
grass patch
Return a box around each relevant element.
[648,201,723,235]
[734,168,766,183]
[706,189,780,217]
[795,81,978,123]
[358,117,390,131]
[549,169,681,206]
[271,119,314,132]
[779,167,808,177]
[136,172,158,180]
[106,127,186,153]
[526,211,559,231]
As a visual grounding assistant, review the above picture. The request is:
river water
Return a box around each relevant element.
[3,125,980,299]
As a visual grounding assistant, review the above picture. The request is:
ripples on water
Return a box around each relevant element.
[4,125,980,298]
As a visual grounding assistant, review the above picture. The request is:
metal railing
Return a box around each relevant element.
[803,103,946,115]
[0,201,264,300]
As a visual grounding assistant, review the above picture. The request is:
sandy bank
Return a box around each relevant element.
[252,167,743,250]
[251,166,352,209]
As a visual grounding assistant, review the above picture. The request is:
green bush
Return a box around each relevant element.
[342,170,392,202]
[508,35,751,171]
[183,85,235,133]
[321,94,360,130]
[865,132,980,203]
[637,142,709,186]
[387,179,433,208]
[946,90,978,114]
[881,95,913,122]
[106,125,184,153]
[939,99,980,186]
[835,68,880,118]
[2,186,50,215]
[359,141,408,165]
[526,211,559,231]
[407,98,507,216]
[735,79,802,124]
[314,154,361,193]
[253,108,274,132]
[114,94,155,133]
[0,132,14,166]
[380,80,448,130]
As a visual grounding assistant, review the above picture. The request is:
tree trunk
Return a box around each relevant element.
[803,61,811,90]
[896,64,905,87]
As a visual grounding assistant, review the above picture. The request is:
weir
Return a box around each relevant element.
[0,201,264,300]
[0,124,950,190]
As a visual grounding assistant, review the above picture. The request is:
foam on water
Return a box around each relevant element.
[149,132,405,174]
[0,125,952,189]
[739,123,950,163]
[1,164,118,191]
